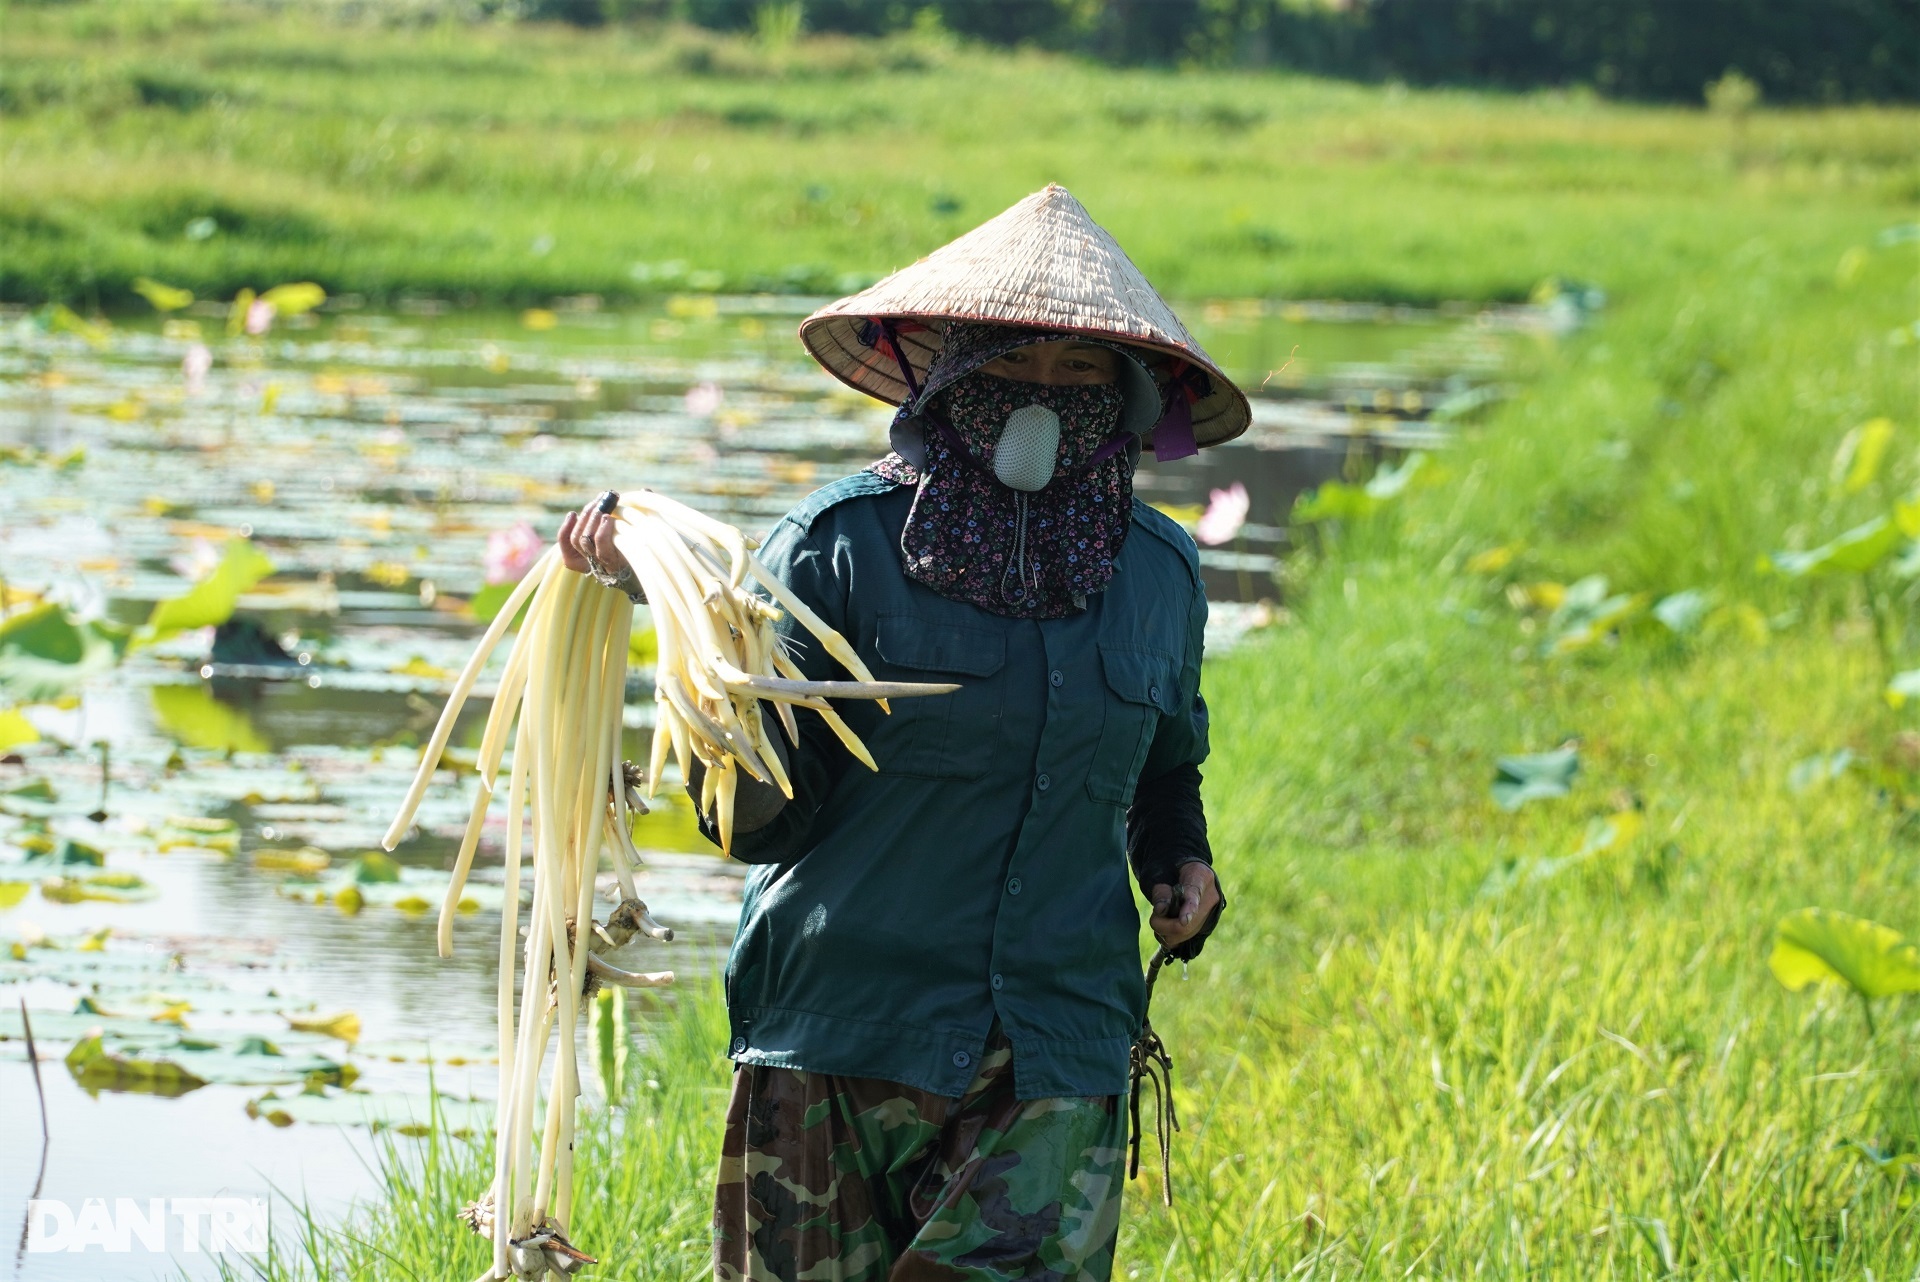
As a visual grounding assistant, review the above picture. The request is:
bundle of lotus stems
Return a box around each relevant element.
[382,489,955,1279]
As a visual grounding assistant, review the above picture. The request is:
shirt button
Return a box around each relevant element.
[1006,877,1022,895]
[1050,669,1063,688]
[1036,773,1051,792]
[1149,684,1162,702]
[991,973,1004,991]
[729,1036,747,1056]
[952,1051,972,1069]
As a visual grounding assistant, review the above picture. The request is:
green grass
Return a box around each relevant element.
[1,1,1915,307]
[48,3,1912,1277]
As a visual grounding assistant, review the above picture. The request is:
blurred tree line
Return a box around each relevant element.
[526,0,1916,103]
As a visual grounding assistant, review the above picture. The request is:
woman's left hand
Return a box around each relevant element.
[1148,863,1221,952]
[557,497,632,581]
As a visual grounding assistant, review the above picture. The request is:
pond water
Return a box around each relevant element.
[0,292,1549,1280]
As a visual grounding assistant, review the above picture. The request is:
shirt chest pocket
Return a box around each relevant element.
[871,611,1006,780]
[1086,643,1180,806]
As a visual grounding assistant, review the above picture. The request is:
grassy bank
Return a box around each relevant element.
[1160,240,1920,1273]
[2,2,1916,307]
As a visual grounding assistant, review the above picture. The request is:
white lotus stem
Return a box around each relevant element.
[394,490,963,1268]
[383,548,554,849]
[585,953,676,988]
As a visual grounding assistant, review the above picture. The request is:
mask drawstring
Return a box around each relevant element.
[1000,492,1036,606]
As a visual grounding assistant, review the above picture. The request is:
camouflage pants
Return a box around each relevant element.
[712,1030,1125,1281]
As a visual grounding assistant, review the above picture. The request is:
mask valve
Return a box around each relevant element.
[992,404,1062,492]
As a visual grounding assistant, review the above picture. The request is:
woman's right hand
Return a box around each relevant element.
[557,496,632,580]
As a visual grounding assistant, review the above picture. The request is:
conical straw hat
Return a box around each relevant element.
[800,185,1250,451]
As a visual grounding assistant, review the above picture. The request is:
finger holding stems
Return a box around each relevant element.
[556,496,632,580]
[1148,863,1221,951]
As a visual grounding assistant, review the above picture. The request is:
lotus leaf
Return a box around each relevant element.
[1364,452,1427,500]
[41,872,157,903]
[1465,545,1518,575]
[66,1028,355,1094]
[1887,671,1920,709]
[143,539,276,642]
[65,1032,209,1096]
[1653,589,1713,634]
[352,1038,497,1067]
[1,1007,185,1045]
[164,815,241,835]
[1834,418,1896,494]
[28,837,106,866]
[467,581,516,623]
[1492,747,1579,810]
[286,1011,361,1043]
[1788,750,1857,792]
[1770,907,1920,1001]
[131,278,194,312]
[150,684,271,756]
[260,282,326,316]
[1545,575,1643,655]
[157,825,241,855]
[1290,456,1427,525]
[0,603,128,702]
[245,1086,492,1135]
[352,852,402,884]
[0,708,39,751]
[1293,480,1376,523]
[254,847,331,874]
[1772,517,1904,576]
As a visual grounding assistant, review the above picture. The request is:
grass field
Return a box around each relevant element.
[2,2,1915,307]
[8,4,1918,1279]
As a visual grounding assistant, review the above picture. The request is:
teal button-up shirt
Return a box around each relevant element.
[722,472,1209,1099]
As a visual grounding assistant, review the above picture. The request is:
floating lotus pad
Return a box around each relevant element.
[246,1085,496,1134]
[65,1028,356,1094]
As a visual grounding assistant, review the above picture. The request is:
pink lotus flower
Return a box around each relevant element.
[684,381,724,417]
[182,343,212,396]
[245,298,275,336]
[484,522,545,585]
[1196,482,1251,546]
[169,538,222,581]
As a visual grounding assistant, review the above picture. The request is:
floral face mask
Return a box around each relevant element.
[871,366,1135,618]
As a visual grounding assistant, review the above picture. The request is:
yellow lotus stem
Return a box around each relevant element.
[383,548,555,850]
[394,489,960,1275]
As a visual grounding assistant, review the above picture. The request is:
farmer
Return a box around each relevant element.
[559,186,1248,1281]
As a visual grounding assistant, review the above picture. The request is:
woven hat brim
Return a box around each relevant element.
[801,311,1250,450]
[797,184,1251,450]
